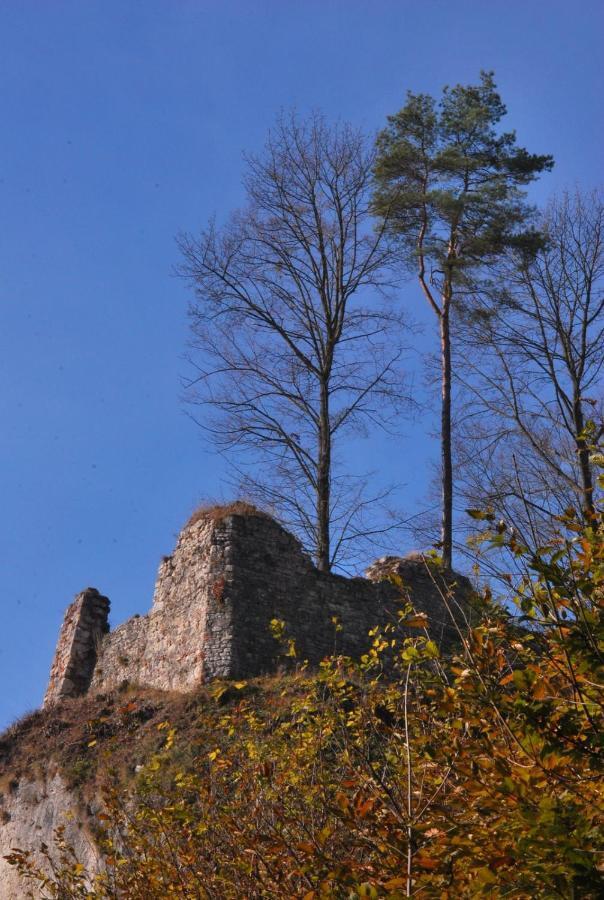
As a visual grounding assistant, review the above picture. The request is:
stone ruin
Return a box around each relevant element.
[44,505,473,707]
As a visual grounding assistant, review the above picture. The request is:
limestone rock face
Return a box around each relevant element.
[0,773,99,900]
[44,509,475,706]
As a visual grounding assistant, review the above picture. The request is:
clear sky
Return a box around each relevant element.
[1,0,602,729]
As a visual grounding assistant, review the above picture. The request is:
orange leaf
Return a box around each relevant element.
[533,681,548,700]
[297,842,315,854]
[400,613,429,628]
[356,798,375,819]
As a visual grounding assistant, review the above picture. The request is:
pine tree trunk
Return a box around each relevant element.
[440,306,453,569]
[573,394,595,520]
[317,381,331,572]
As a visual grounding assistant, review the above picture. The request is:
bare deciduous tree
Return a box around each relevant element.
[178,113,409,572]
[457,188,604,559]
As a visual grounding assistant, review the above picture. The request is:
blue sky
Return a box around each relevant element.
[1,0,602,729]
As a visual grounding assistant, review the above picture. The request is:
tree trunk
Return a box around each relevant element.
[573,394,595,520]
[440,306,453,569]
[317,381,331,572]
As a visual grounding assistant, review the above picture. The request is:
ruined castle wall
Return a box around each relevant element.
[138,516,233,687]
[214,515,398,678]
[205,515,471,679]
[88,613,148,693]
[88,516,235,694]
[44,589,109,706]
[46,510,472,704]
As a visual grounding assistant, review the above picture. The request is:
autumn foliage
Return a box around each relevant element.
[6,499,604,898]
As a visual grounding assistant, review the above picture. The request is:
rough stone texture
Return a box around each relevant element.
[0,773,100,900]
[45,510,474,705]
[214,517,473,678]
[88,515,225,695]
[364,554,474,647]
[44,589,110,707]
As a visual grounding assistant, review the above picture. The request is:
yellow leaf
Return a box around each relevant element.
[476,866,497,885]
[541,752,563,770]
[384,876,407,888]
[335,791,350,812]
[318,825,332,844]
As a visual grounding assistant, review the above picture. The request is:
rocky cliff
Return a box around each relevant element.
[0,771,100,899]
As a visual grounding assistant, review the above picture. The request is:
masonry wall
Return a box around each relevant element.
[211,515,470,679]
[45,510,472,706]
[88,515,231,695]
[44,588,110,706]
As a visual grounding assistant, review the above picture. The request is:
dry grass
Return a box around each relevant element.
[185,500,273,529]
[0,673,303,798]
[0,687,172,795]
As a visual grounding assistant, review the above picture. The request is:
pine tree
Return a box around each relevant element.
[373,71,553,567]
